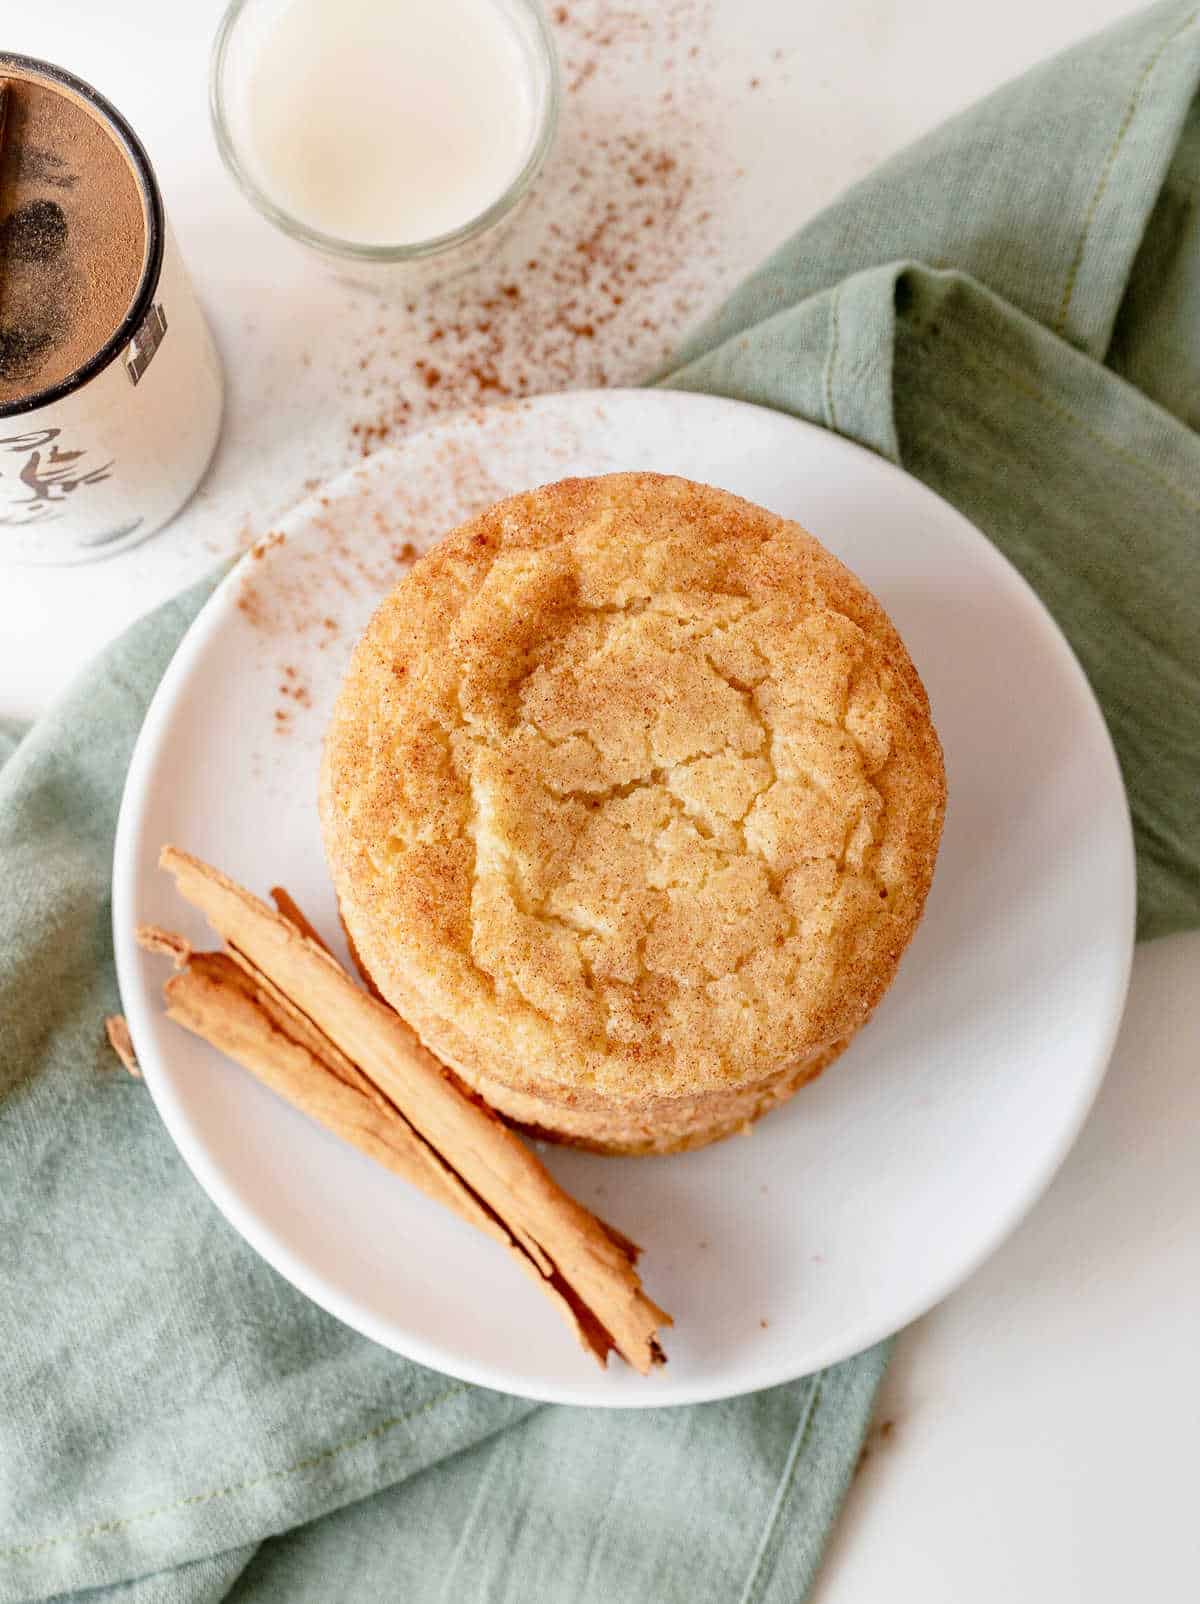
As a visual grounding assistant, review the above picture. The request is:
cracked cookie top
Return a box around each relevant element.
[320,473,945,1103]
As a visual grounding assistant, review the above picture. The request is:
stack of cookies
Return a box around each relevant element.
[321,472,944,1154]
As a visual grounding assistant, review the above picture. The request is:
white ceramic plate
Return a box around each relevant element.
[113,389,1135,1407]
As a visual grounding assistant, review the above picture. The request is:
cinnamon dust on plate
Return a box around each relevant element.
[236,424,511,640]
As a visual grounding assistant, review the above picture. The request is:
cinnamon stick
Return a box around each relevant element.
[158,950,498,1234]
[104,1014,141,1077]
[136,924,191,967]
[271,886,329,952]
[145,847,671,1372]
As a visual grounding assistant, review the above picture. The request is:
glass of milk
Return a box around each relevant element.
[211,0,559,284]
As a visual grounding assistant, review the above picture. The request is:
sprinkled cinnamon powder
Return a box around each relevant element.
[237,422,512,660]
[235,0,749,738]
[345,0,728,457]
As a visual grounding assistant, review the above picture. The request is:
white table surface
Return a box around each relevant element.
[3,1,1196,1597]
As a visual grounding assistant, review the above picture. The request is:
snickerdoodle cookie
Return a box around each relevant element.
[321,473,945,1153]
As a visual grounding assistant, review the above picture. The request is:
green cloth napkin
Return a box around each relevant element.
[3,4,1198,1599]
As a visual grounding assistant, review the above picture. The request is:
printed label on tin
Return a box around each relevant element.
[0,426,116,528]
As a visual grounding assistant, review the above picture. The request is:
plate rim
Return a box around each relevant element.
[113,387,1137,1406]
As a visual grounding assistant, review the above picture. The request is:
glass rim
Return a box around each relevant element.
[209,0,561,264]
